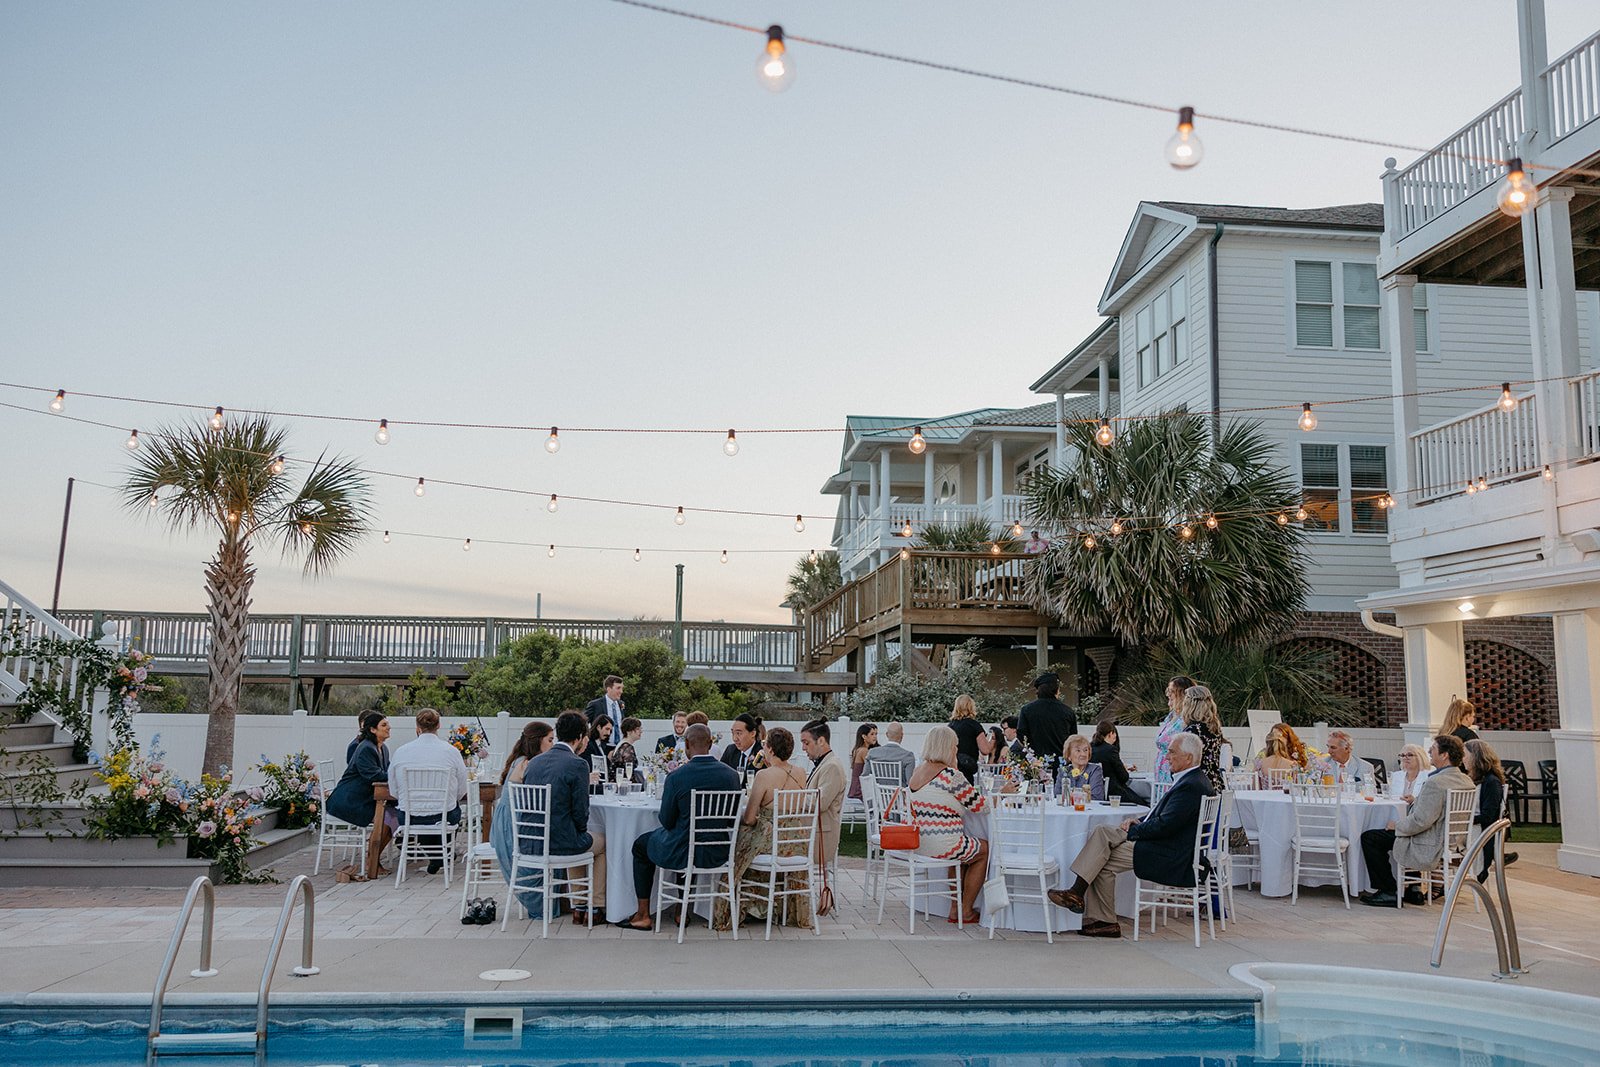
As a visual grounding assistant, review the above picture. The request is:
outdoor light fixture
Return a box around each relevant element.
[724,429,739,457]
[1179,524,1194,541]
[1544,464,1555,481]
[374,419,390,445]
[1458,600,1476,614]
[1297,403,1318,432]
[415,477,426,497]
[721,550,729,564]
[545,427,560,453]
[548,494,558,512]
[1164,106,1204,169]
[1204,513,1219,529]
[383,530,390,543]
[125,429,140,451]
[49,389,65,412]
[758,25,795,92]
[794,514,805,533]
[1083,534,1097,549]
[908,426,926,455]
[1477,475,1489,492]
[1096,419,1115,446]
[463,538,471,552]
[299,521,313,536]
[210,406,225,431]
[1011,521,1024,538]
[899,547,910,560]
[547,544,556,557]
[901,519,913,538]
[1496,158,1533,218]
[1295,506,1309,522]
[1276,513,1290,525]
[634,548,641,562]
[270,455,286,475]
[148,492,159,509]
[1465,480,1478,495]
[808,548,818,564]
[1110,520,1124,536]
[675,506,686,525]
[990,542,1002,555]
[1498,383,1517,412]
[227,509,240,525]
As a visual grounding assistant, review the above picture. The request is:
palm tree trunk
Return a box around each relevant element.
[202,537,255,777]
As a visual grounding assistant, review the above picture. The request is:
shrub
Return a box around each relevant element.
[835,639,1016,723]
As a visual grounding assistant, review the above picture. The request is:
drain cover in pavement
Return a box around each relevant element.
[479,969,531,982]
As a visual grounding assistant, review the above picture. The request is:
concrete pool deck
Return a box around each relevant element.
[2,842,1597,1000]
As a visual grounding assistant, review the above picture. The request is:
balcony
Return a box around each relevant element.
[837,495,1031,573]
[1410,387,1542,504]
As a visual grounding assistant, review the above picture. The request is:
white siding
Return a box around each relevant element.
[1117,245,1212,418]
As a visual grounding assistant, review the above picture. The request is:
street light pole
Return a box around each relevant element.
[673,564,685,658]
[51,477,75,613]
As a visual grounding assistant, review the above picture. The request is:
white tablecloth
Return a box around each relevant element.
[973,800,1149,932]
[1233,789,1404,897]
[588,793,666,923]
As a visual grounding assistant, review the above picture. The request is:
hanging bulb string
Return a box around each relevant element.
[382,528,807,555]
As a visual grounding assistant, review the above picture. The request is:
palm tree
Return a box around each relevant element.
[1023,412,1309,657]
[915,516,1022,553]
[123,417,372,775]
[783,551,842,610]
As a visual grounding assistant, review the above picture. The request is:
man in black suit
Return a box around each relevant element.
[1017,673,1076,772]
[656,711,687,756]
[522,710,605,924]
[719,713,765,781]
[623,724,741,931]
[1047,731,1214,938]
[585,675,625,736]
[1002,715,1023,757]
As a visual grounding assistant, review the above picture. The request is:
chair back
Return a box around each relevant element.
[1537,759,1559,795]
[769,788,820,859]
[871,772,906,823]
[992,793,1047,863]
[860,775,882,835]
[1223,769,1255,791]
[1502,759,1529,796]
[399,766,454,819]
[1444,787,1478,859]
[1189,794,1224,875]
[867,759,905,788]
[687,789,744,871]
[1148,779,1170,810]
[506,782,553,855]
[1289,781,1342,840]
[1209,789,1237,857]
[1261,767,1296,790]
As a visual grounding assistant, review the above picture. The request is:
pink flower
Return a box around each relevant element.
[197,820,217,836]
[134,785,149,799]
[149,763,163,773]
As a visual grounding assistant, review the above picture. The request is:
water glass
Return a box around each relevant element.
[1108,795,1122,808]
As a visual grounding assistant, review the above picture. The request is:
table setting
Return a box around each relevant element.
[1231,787,1405,897]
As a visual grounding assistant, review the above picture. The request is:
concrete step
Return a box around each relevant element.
[0,794,104,834]
[0,761,99,792]
[0,826,313,887]
[0,721,58,747]
[0,741,77,773]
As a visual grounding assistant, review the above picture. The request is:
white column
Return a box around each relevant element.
[1399,620,1467,751]
[990,438,1004,524]
[879,448,892,520]
[1516,0,1551,152]
[1533,186,1581,470]
[1098,358,1111,416]
[1054,392,1067,467]
[975,449,987,512]
[866,461,878,521]
[923,449,935,524]
[1552,609,1600,875]
[1381,274,1418,497]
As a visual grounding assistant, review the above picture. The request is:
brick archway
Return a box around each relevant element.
[1275,637,1390,727]
[1466,639,1554,730]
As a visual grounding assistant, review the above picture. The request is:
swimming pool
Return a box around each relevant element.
[2,972,1595,1067]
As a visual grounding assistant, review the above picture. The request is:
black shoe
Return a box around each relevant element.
[1402,890,1427,906]
[1360,892,1398,907]
[1476,869,1490,885]
[1503,851,1519,869]
[427,859,444,874]
[474,899,497,924]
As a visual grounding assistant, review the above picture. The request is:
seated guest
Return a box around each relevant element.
[521,711,606,923]
[684,710,710,728]
[1317,729,1368,786]
[1002,715,1022,756]
[387,708,471,874]
[847,722,878,800]
[656,711,688,755]
[800,720,846,871]
[976,726,1009,767]
[720,713,766,782]
[327,711,396,873]
[588,717,616,763]
[623,723,740,931]
[1389,743,1429,801]
[1463,739,1517,881]
[909,725,993,925]
[1359,735,1474,907]
[1092,721,1141,804]
[1058,735,1106,801]
[714,727,814,931]
[1047,732,1214,938]
[608,717,646,783]
[1254,723,1307,784]
[869,722,917,786]
[492,721,554,914]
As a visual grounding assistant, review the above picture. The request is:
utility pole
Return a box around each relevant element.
[51,477,74,612]
[673,564,685,657]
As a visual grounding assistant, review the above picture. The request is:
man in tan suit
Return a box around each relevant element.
[801,720,846,869]
[1359,734,1474,907]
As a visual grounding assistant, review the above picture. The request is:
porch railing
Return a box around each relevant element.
[1393,89,1523,239]
[0,578,105,746]
[1409,389,1542,503]
[1573,370,1600,461]
[1546,30,1600,144]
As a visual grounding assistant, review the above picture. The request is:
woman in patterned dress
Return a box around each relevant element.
[1180,685,1226,794]
[1152,675,1195,784]
[713,727,814,931]
[909,725,991,924]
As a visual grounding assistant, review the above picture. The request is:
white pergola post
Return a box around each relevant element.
[1399,620,1468,751]
[1531,186,1582,472]
[975,445,988,515]
[1054,391,1067,468]
[1552,608,1600,875]
[1098,357,1111,415]
[990,438,1004,525]
[1381,274,1418,497]
[879,448,893,537]
[922,448,935,525]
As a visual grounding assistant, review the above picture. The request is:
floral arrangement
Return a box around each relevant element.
[106,648,161,751]
[447,723,490,762]
[1005,745,1050,784]
[252,752,321,830]
[187,770,265,884]
[641,752,685,779]
[85,745,190,845]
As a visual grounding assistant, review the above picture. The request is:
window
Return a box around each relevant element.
[1136,306,1153,387]
[1133,275,1187,387]
[1294,259,1382,351]
[1413,284,1431,353]
[1014,448,1050,487]
[1299,443,1390,535]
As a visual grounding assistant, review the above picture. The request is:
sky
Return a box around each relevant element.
[3,1,1595,626]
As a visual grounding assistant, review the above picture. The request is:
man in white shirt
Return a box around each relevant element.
[387,708,470,874]
[1319,730,1368,786]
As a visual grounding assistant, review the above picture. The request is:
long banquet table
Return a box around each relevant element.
[1231,788,1405,897]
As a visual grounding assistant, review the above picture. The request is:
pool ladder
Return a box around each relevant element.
[1431,818,1525,979]
[148,874,319,1059]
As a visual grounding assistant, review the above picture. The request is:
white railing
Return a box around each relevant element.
[1544,30,1600,144]
[1410,390,1542,503]
[1,579,89,702]
[1573,370,1600,460]
[992,493,1029,527]
[1393,89,1523,239]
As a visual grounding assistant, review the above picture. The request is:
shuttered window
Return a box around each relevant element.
[1413,285,1431,353]
[1294,259,1385,351]
[1299,444,1341,532]
[1349,445,1390,534]
[1343,263,1381,349]
[1295,262,1334,347]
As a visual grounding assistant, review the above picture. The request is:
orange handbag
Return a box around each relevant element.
[879,790,920,849]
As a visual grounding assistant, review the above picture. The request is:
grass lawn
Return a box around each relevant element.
[1510,822,1562,843]
[838,824,869,859]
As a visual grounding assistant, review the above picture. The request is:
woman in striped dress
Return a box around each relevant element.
[909,724,990,925]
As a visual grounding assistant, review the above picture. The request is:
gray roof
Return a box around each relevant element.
[972,394,1116,427]
[1151,201,1384,231]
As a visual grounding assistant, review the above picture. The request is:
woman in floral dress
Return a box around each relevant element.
[714,727,814,931]
[1152,675,1195,784]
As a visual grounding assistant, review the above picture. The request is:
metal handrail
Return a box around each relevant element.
[255,875,318,1039]
[1431,817,1523,978]
[149,876,219,1043]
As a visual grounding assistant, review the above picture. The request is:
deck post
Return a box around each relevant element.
[923,449,934,525]
[897,552,913,658]
[288,615,303,712]
[483,617,497,659]
[1035,624,1050,675]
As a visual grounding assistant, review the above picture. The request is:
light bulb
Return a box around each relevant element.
[227,509,240,525]
[1179,524,1194,541]
[901,519,913,538]
[1458,600,1476,614]
[908,426,926,455]
[1381,494,1397,509]
[374,418,390,445]
[1496,157,1534,218]
[209,406,225,431]
[808,548,818,564]
[794,514,805,533]
[675,506,686,526]
[545,427,560,454]
[1465,481,1478,496]
[634,548,641,562]
[720,550,729,564]
[125,429,140,451]
[1295,506,1308,522]
[1498,383,1517,412]
[148,492,159,509]
[1543,464,1554,481]
[415,477,426,497]
[1276,513,1290,526]
[899,546,910,560]
[1204,514,1218,530]
[724,429,739,457]
[990,542,1002,555]
[547,544,556,558]
[1083,534,1097,550]
[49,389,65,413]
[1298,403,1318,432]
[1010,521,1024,539]
[757,25,795,92]
[1110,520,1124,536]
[300,521,313,536]
[1096,419,1115,446]
[270,454,286,475]
[548,494,558,513]
[1164,106,1204,170]
[382,530,390,543]
[463,538,472,552]
[1477,475,1489,492]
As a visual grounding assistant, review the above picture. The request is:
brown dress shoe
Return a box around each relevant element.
[1047,888,1085,913]
[1078,920,1122,938]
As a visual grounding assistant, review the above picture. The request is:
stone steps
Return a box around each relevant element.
[0,721,57,747]
[0,740,78,773]
[0,824,313,887]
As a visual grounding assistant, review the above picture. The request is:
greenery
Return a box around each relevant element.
[784,550,842,610]
[0,625,156,756]
[122,415,373,776]
[835,639,1016,723]
[1024,413,1309,658]
[381,669,460,714]
[251,751,321,830]
[1109,641,1358,728]
[917,517,1021,553]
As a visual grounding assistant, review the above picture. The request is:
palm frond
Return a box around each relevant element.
[272,452,374,577]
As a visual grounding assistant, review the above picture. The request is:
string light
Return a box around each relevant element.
[675,506,686,525]
[548,544,556,557]
[989,542,1002,555]
[49,389,65,413]
[908,426,926,455]
[724,429,739,457]
[794,514,805,533]
[148,492,159,508]
[1083,534,1097,550]
[1295,506,1309,522]
[1297,403,1318,432]
[374,418,390,445]
[758,24,795,92]
[1179,523,1194,541]
[1010,521,1023,538]
[901,519,913,538]
[1544,464,1554,481]
[125,429,140,451]
[1096,419,1115,446]
[463,538,472,551]
[808,548,818,564]
[720,549,729,564]
[1204,513,1218,530]
[209,406,225,431]
[1276,513,1290,526]
[1498,383,1517,412]
[1496,158,1534,218]
[545,427,560,454]
[299,520,313,536]
[415,477,426,497]
[1476,475,1489,492]
[548,494,559,513]
[1465,480,1478,496]
[226,508,240,525]
[1109,520,1124,536]
[270,454,286,475]
[382,530,390,543]
[1164,106,1204,169]
[634,548,642,561]
[899,547,910,560]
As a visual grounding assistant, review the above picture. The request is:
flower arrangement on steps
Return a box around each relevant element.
[250,751,321,830]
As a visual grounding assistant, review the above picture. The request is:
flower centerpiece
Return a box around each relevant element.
[447,723,490,764]
[252,752,321,830]
[1005,745,1050,788]
[188,769,265,884]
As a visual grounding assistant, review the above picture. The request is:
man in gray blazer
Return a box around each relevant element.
[1358,734,1473,907]
[867,722,917,786]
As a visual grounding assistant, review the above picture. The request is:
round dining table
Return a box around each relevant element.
[1231,788,1405,897]
[587,791,671,923]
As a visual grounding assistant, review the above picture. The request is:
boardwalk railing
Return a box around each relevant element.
[53,612,800,673]
[1409,389,1542,503]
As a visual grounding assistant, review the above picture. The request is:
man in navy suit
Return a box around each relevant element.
[522,711,606,924]
[622,723,741,931]
[1047,731,1215,938]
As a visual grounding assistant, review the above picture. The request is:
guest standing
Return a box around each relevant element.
[585,675,626,735]
[908,725,991,925]
[847,723,878,801]
[947,695,985,782]
[1152,676,1194,784]
[800,720,847,873]
[1179,685,1226,794]
[327,711,396,873]
[1442,696,1480,743]
[1017,673,1076,775]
